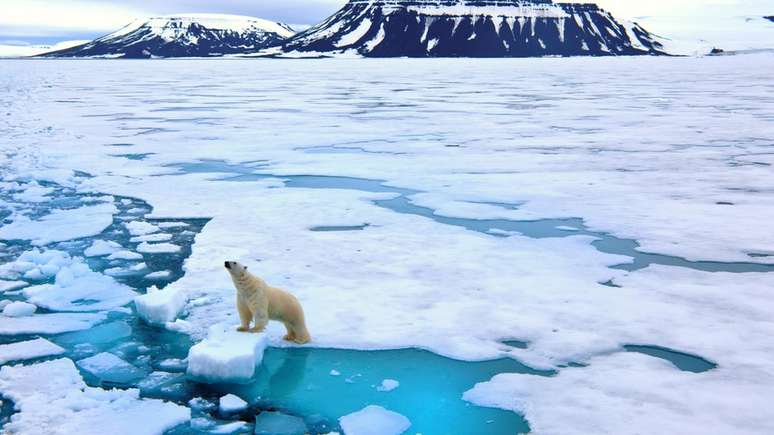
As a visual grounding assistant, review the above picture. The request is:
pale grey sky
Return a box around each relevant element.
[0,0,771,45]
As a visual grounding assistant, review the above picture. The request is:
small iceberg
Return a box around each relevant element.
[339,405,411,435]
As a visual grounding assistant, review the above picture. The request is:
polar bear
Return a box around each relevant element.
[224,261,311,344]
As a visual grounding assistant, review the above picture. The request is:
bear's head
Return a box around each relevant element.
[224,260,248,278]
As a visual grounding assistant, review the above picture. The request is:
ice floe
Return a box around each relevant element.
[77,352,147,384]
[339,405,411,435]
[125,221,160,236]
[136,241,181,254]
[376,379,400,392]
[0,358,189,434]
[0,202,117,246]
[2,301,37,317]
[84,240,122,257]
[135,285,188,325]
[218,393,248,413]
[254,411,307,435]
[0,338,65,364]
[0,312,106,335]
[187,325,269,383]
[23,259,136,311]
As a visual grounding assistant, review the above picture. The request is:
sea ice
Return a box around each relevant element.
[0,338,65,364]
[0,202,117,246]
[218,393,248,413]
[0,358,189,434]
[23,259,136,311]
[187,324,269,383]
[0,280,28,292]
[107,250,144,260]
[84,240,122,257]
[0,312,106,335]
[254,411,307,435]
[124,221,160,236]
[376,379,400,392]
[339,405,411,435]
[136,242,181,254]
[77,352,146,384]
[135,285,187,325]
[2,301,37,317]
[0,249,71,281]
[145,270,172,280]
[130,233,172,243]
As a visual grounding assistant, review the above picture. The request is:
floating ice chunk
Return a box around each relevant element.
[130,233,172,243]
[254,411,307,435]
[219,393,248,413]
[0,338,65,364]
[556,225,580,232]
[0,249,71,281]
[487,228,522,237]
[11,181,54,203]
[84,240,122,257]
[104,262,148,277]
[107,250,144,261]
[210,421,249,434]
[0,358,190,434]
[339,405,410,435]
[330,369,341,376]
[376,379,400,392]
[187,324,269,383]
[158,222,188,229]
[0,280,28,292]
[0,300,10,309]
[135,285,187,325]
[136,242,181,254]
[24,259,136,311]
[0,202,117,246]
[145,270,172,280]
[137,371,186,396]
[2,301,37,317]
[55,321,132,346]
[77,352,146,384]
[157,358,187,372]
[0,312,106,335]
[125,221,160,236]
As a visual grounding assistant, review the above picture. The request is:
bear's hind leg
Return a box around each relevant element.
[283,323,296,342]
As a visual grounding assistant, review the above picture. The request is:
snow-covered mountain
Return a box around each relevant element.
[277,0,667,57]
[43,14,295,58]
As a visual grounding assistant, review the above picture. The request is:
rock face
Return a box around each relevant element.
[280,0,667,57]
[43,14,295,58]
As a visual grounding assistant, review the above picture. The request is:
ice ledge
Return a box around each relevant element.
[187,324,269,383]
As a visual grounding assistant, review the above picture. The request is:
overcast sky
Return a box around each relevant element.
[0,0,771,45]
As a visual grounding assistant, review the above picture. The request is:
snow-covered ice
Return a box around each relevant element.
[134,285,187,325]
[0,358,189,434]
[77,352,146,384]
[0,313,106,335]
[23,259,136,311]
[1,301,37,317]
[0,202,117,246]
[376,379,400,392]
[339,405,411,435]
[84,240,122,257]
[218,393,248,413]
[0,338,65,364]
[124,221,160,236]
[187,325,269,383]
[0,280,27,292]
[136,241,181,254]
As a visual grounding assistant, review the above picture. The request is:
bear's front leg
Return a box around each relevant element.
[236,295,252,332]
[249,313,268,333]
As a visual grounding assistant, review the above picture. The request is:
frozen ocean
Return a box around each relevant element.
[1,55,773,434]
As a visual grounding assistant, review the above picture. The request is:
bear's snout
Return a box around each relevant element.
[224,261,231,269]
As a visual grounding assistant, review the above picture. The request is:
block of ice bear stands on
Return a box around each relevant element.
[254,411,308,435]
[135,285,187,325]
[125,220,160,236]
[0,338,65,364]
[77,352,146,384]
[218,393,248,413]
[187,324,269,383]
[0,358,190,435]
[84,240,122,257]
[339,405,411,435]
[2,301,37,317]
